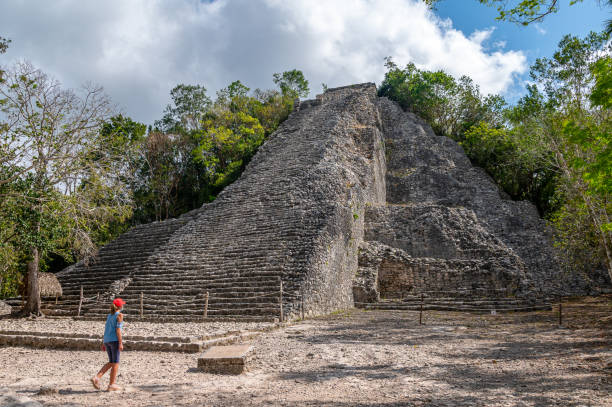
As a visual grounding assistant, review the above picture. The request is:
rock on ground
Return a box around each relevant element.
[0,388,42,407]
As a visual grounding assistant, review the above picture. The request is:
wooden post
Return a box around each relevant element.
[559,303,563,326]
[419,294,424,325]
[77,285,83,317]
[300,287,305,320]
[140,292,144,318]
[279,280,284,323]
[55,295,58,305]
[96,292,100,303]
[203,291,209,318]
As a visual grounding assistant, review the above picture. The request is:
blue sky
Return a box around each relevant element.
[436,0,606,56]
[0,0,607,124]
[434,0,608,99]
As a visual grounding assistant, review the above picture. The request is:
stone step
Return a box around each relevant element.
[0,330,263,353]
[56,298,282,310]
[67,288,284,299]
[49,297,286,307]
[71,300,282,313]
[57,287,284,301]
[60,272,283,286]
[71,314,278,323]
[60,281,283,293]
[59,281,282,295]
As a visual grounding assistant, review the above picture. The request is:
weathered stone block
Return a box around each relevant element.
[197,345,253,374]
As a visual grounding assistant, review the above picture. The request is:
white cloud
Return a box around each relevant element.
[0,0,527,124]
[494,41,508,49]
[534,24,547,35]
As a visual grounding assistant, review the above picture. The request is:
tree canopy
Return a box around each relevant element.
[0,62,137,313]
[272,69,310,99]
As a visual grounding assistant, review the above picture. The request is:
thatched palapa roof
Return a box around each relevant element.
[39,272,62,297]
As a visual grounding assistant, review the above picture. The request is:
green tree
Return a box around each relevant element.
[155,84,211,133]
[558,55,612,277]
[251,88,294,133]
[462,122,559,212]
[378,58,505,139]
[607,0,612,35]
[0,37,9,54]
[530,32,609,111]
[141,84,214,221]
[139,131,188,221]
[89,115,147,241]
[272,69,310,99]
[194,82,266,188]
[506,33,612,280]
[0,36,10,82]
[133,72,305,224]
[589,56,612,109]
[0,62,133,314]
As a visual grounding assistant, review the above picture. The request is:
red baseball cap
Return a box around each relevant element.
[113,298,126,307]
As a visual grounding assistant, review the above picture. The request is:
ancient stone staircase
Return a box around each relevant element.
[49,199,290,320]
[42,216,193,316]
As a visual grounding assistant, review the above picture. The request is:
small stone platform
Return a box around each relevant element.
[197,344,253,374]
[0,318,285,353]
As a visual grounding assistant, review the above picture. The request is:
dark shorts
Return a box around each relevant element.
[104,341,120,363]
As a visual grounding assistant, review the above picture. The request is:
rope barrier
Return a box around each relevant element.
[354,302,551,312]
[208,291,280,301]
[281,292,302,298]
[80,289,289,305]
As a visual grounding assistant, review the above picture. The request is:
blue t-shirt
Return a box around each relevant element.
[103,312,123,343]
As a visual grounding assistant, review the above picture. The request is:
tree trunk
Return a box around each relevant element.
[23,246,42,316]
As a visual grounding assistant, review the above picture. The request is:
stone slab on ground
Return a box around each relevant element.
[197,344,253,374]
[0,388,42,407]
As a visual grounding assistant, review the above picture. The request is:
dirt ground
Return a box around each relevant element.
[1,296,611,407]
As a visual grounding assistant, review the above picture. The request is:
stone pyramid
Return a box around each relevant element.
[50,83,582,319]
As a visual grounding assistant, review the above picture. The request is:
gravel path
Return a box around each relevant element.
[0,306,610,406]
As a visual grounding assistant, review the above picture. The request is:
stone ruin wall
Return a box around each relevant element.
[353,96,592,302]
[282,83,387,315]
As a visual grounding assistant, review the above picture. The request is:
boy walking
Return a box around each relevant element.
[92,297,125,391]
